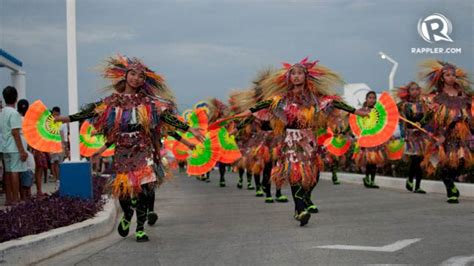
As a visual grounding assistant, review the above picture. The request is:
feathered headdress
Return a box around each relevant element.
[418,59,472,95]
[102,54,175,100]
[394,81,420,101]
[260,57,343,101]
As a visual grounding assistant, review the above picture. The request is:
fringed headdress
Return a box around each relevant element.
[102,54,175,101]
[260,57,343,101]
[418,59,472,95]
[394,81,420,101]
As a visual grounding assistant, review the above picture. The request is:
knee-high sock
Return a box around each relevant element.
[147,184,156,213]
[440,167,458,197]
[254,174,261,189]
[119,197,134,220]
[246,171,252,185]
[412,156,423,190]
[366,164,377,182]
[136,184,151,232]
[238,168,244,180]
[219,163,227,181]
[290,185,306,213]
[262,161,273,197]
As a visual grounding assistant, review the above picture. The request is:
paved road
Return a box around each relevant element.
[38,171,474,266]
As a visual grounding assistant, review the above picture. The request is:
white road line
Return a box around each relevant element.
[441,255,474,266]
[313,238,421,252]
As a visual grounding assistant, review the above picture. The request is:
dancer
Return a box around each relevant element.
[57,55,203,241]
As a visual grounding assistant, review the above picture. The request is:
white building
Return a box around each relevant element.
[0,49,26,100]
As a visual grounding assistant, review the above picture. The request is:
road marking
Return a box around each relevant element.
[441,255,474,266]
[314,238,421,252]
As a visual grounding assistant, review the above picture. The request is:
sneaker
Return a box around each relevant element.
[406,180,414,191]
[117,216,131,237]
[256,187,264,197]
[219,181,226,187]
[451,186,460,198]
[247,183,255,190]
[237,180,243,189]
[205,177,211,183]
[275,195,289,203]
[447,196,459,204]
[306,204,319,214]
[296,211,311,226]
[332,179,341,185]
[147,212,158,226]
[363,177,371,188]
[135,231,150,242]
[414,188,426,194]
[265,197,274,203]
[370,183,379,189]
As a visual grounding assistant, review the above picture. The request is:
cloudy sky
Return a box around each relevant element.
[0,0,472,112]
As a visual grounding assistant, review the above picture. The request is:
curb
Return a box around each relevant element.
[0,197,118,266]
[320,172,474,198]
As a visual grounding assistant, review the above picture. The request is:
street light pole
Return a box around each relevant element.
[378,52,398,90]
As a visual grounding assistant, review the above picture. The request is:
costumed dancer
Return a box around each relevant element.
[56,55,203,241]
[231,58,367,226]
[325,109,352,185]
[418,60,473,203]
[395,82,430,193]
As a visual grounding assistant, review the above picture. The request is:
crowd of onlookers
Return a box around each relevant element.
[0,86,69,206]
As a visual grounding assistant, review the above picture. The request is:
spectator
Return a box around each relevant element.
[0,86,28,205]
[49,107,69,183]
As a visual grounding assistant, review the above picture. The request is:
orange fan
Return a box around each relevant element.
[324,130,352,157]
[349,92,399,148]
[186,132,222,176]
[22,100,63,153]
[79,121,114,157]
[212,127,241,164]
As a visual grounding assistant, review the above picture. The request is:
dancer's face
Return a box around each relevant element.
[442,69,456,86]
[366,93,376,108]
[289,66,306,86]
[408,84,421,99]
[126,70,146,89]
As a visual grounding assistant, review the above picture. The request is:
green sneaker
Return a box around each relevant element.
[306,204,319,214]
[117,216,131,237]
[247,183,255,190]
[414,188,426,194]
[296,211,311,226]
[447,196,459,204]
[370,183,379,189]
[406,179,414,192]
[219,181,226,187]
[265,197,274,203]
[135,231,150,242]
[275,195,288,203]
[451,186,460,198]
[256,187,264,197]
[333,179,341,185]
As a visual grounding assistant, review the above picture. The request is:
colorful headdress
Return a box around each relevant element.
[394,82,420,101]
[102,54,175,100]
[418,59,472,95]
[260,57,343,101]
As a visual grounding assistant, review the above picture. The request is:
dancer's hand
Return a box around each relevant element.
[354,108,370,117]
[189,127,205,142]
[54,115,70,123]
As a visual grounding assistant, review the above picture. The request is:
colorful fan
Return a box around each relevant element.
[212,127,241,164]
[165,133,191,161]
[79,121,115,157]
[22,100,63,153]
[386,139,405,160]
[187,132,222,176]
[182,109,193,123]
[187,108,209,132]
[316,127,333,146]
[349,92,399,148]
[324,134,352,157]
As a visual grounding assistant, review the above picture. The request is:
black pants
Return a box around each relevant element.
[219,163,228,181]
[290,183,316,213]
[408,155,423,190]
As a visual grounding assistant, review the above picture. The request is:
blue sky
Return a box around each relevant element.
[0,0,472,113]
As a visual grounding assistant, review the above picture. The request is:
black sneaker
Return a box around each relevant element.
[147,212,158,226]
[117,216,131,237]
[136,231,150,242]
[447,197,459,204]
[414,188,426,194]
[296,211,311,226]
[406,179,414,192]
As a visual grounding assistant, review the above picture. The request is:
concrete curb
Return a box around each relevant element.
[0,197,118,266]
[320,172,474,198]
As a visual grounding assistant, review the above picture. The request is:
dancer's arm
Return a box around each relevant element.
[55,101,102,123]
[332,100,369,117]
[167,131,196,150]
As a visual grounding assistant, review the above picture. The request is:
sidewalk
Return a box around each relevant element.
[320,171,474,198]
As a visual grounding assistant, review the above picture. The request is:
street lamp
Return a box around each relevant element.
[378,51,398,90]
